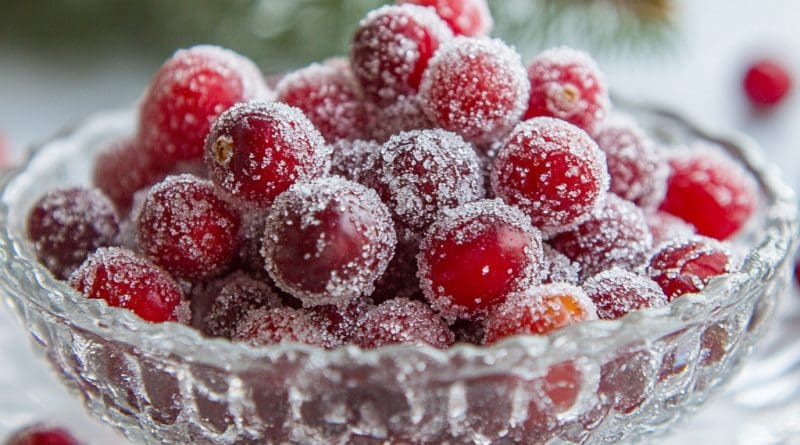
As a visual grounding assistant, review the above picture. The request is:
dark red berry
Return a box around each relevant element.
[743,59,792,106]
[541,244,581,284]
[234,307,343,349]
[69,247,184,323]
[397,0,493,37]
[201,272,283,338]
[27,187,119,279]
[5,424,82,445]
[306,299,374,343]
[370,228,424,303]
[647,236,732,301]
[328,139,381,185]
[583,267,667,319]
[351,298,454,348]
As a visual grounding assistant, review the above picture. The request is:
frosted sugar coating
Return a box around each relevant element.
[541,244,581,284]
[329,138,381,185]
[202,271,283,339]
[398,0,494,37]
[367,94,434,142]
[583,267,667,320]
[233,306,343,349]
[351,297,454,348]
[646,211,696,246]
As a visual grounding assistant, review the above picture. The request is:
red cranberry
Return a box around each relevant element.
[398,0,493,37]
[329,139,381,185]
[137,174,241,280]
[5,424,82,445]
[647,236,732,301]
[234,307,343,349]
[583,267,668,319]
[660,145,757,240]
[69,247,184,323]
[491,117,609,235]
[201,272,283,338]
[262,177,396,307]
[743,59,793,106]
[306,299,374,343]
[138,45,270,163]
[350,5,453,105]
[27,187,119,279]
[551,194,652,279]
[541,244,581,284]
[370,228,423,303]
[524,47,609,132]
[420,37,529,143]
[646,210,696,246]
[367,95,434,142]
[417,199,545,321]
[351,298,454,348]
[484,283,597,343]
[374,129,484,232]
[205,101,328,209]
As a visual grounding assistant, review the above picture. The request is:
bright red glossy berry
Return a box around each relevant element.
[583,267,667,319]
[418,199,545,321]
[647,236,732,301]
[69,247,184,323]
[397,0,493,37]
[420,37,529,143]
[491,117,609,235]
[138,45,269,163]
[660,145,758,240]
[5,424,83,445]
[263,177,397,308]
[743,59,792,106]
[524,47,609,132]
[205,101,329,209]
[202,272,283,338]
[27,187,119,280]
[137,174,241,280]
[234,307,343,349]
[646,211,696,246]
[351,298,454,348]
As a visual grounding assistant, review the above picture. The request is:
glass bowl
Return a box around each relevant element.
[0,102,796,445]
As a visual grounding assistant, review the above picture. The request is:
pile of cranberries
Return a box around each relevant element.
[26,0,759,350]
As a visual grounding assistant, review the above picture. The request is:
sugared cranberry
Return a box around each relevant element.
[306,299,374,343]
[235,212,269,278]
[524,47,609,132]
[329,139,381,185]
[350,4,453,105]
[262,177,396,307]
[351,298,454,348]
[551,194,652,279]
[370,228,423,303]
[647,236,732,301]
[138,45,270,163]
[234,307,342,349]
[92,138,170,213]
[27,187,119,279]
[541,244,581,284]
[646,211,696,246]
[137,174,241,280]
[484,283,597,343]
[5,424,82,445]
[583,267,667,319]
[69,247,184,323]
[420,37,529,143]
[205,101,329,209]
[398,0,493,37]
[276,62,367,142]
[591,115,668,209]
[491,117,608,235]
[367,95,434,142]
[201,272,283,338]
[743,59,793,107]
[417,199,545,321]
[374,129,484,232]
[660,145,757,240]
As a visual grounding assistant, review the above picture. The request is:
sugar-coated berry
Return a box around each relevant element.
[5,424,83,445]
[276,62,367,142]
[420,37,529,143]
[647,236,732,301]
[541,244,581,284]
[551,194,652,279]
[138,45,270,162]
[743,59,793,106]
[235,212,269,278]
[375,129,484,232]
[484,283,597,343]
[524,47,609,132]
[646,211,696,246]
[350,4,453,105]
[262,177,397,308]
[69,247,184,323]
[583,267,667,319]
[306,299,374,343]
[351,298,454,348]
[660,145,758,240]
[92,138,170,213]
[417,199,545,321]
[370,228,423,303]
[137,174,241,280]
[366,95,434,142]
[27,187,119,280]
[491,117,609,235]
[234,307,343,349]
[202,272,283,338]
[397,0,493,37]
[329,139,381,185]
[205,101,329,209]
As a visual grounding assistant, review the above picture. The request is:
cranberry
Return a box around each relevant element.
[417,199,545,321]
[491,117,609,235]
[374,129,484,232]
[235,212,269,278]
[350,4,453,105]
[524,47,609,132]
[551,194,652,279]
[583,267,667,319]
[27,187,119,279]
[137,174,241,280]
[306,299,374,343]
[541,244,581,284]
[138,45,270,163]
[484,283,597,343]
[201,272,283,338]
[205,101,329,209]
[92,138,170,213]
[234,307,343,349]
[5,424,82,445]
[351,298,454,348]
[328,139,381,185]
[647,236,732,301]
[69,247,184,323]
[367,95,434,142]
[397,0,493,37]
[646,210,696,246]
[660,145,757,240]
[276,62,367,142]
[420,37,529,143]
[370,228,423,303]
[262,177,396,307]
[743,58,793,106]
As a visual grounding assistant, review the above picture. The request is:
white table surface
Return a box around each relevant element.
[1,1,800,443]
